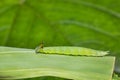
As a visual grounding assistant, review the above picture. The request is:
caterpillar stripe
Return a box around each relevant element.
[35,45,109,56]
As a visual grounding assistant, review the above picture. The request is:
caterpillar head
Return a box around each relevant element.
[35,43,44,53]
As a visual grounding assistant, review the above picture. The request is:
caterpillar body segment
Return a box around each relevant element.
[35,46,109,56]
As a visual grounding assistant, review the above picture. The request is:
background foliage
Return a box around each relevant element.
[0,0,120,79]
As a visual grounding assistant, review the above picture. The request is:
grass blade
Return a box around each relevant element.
[0,46,115,80]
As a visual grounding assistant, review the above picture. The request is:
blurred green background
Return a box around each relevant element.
[0,0,120,79]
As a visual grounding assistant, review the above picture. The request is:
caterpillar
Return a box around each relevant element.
[35,43,109,56]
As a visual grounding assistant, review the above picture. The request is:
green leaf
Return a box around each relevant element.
[0,46,115,80]
[112,73,120,80]
[0,0,120,76]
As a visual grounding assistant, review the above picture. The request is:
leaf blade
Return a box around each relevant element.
[0,47,115,80]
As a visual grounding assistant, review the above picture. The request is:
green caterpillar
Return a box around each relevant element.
[35,44,109,56]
